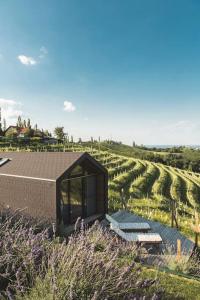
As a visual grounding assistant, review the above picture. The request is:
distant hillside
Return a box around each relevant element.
[98,141,200,173]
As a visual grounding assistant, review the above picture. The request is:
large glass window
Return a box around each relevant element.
[70,165,83,176]
[60,180,70,225]
[85,175,96,217]
[60,163,98,225]
[70,177,83,223]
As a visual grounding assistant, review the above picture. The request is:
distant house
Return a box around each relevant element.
[4,126,29,138]
[0,152,108,230]
[18,128,29,138]
[4,125,18,137]
[4,126,44,139]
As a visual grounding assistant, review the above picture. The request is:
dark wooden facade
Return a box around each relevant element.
[0,152,108,228]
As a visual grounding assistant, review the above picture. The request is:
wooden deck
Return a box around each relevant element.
[111,210,195,255]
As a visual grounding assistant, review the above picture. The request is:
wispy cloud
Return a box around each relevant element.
[0,99,18,106]
[63,101,76,112]
[39,46,48,59]
[0,98,23,119]
[17,55,37,66]
[162,120,198,132]
[17,46,48,66]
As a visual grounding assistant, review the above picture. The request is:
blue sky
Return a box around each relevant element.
[0,0,200,145]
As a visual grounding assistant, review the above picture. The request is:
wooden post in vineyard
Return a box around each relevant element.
[176,239,181,261]
[120,188,127,210]
[174,200,179,229]
[191,210,200,248]
[171,199,179,229]
[171,199,174,228]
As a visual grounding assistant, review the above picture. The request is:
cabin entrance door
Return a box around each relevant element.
[69,177,83,224]
[60,173,98,225]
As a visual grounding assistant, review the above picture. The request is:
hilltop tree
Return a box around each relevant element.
[23,127,34,137]
[16,116,32,129]
[27,118,31,128]
[3,118,6,131]
[17,116,23,128]
[54,126,65,140]
[63,132,69,142]
[34,124,38,131]
[44,130,50,137]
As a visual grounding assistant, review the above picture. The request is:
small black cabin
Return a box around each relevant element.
[0,152,108,229]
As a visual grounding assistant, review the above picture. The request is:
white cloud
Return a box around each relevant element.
[0,98,23,120]
[3,107,23,119]
[17,55,37,66]
[0,98,17,106]
[17,46,47,66]
[63,101,76,112]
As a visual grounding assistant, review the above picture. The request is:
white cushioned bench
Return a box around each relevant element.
[106,214,162,244]
[106,214,150,230]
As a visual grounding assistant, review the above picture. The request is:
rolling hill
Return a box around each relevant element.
[0,142,199,239]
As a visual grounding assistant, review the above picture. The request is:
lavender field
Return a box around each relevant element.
[0,211,160,300]
[0,211,200,299]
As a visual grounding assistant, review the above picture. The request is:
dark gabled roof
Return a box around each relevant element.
[0,152,99,181]
[4,125,18,133]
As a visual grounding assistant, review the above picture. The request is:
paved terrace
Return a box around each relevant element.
[111,210,195,256]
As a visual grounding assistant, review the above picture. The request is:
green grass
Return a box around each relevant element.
[141,267,200,300]
[128,197,195,239]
